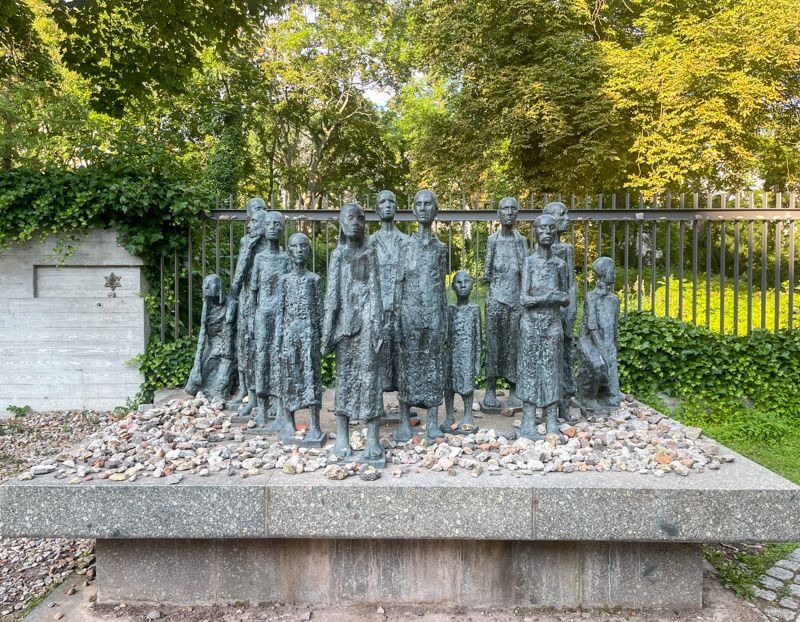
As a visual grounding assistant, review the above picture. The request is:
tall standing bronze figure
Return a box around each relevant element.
[252,211,292,428]
[543,201,578,421]
[517,214,569,441]
[322,203,385,466]
[227,197,268,418]
[482,197,528,412]
[396,189,448,443]
[368,190,409,417]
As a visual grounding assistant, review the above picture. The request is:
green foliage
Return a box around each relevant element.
[618,312,800,440]
[705,543,799,599]
[399,0,800,192]
[130,337,196,404]
[0,146,210,263]
[50,0,288,115]
[6,404,32,417]
[321,352,336,388]
[0,0,54,83]
[205,103,245,196]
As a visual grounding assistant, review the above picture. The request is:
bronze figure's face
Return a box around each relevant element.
[451,270,473,299]
[247,213,266,237]
[593,257,615,292]
[263,211,285,242]
[413,189,438,225]
[288,233,311,266]
[543,201,569,234]
[203,274,223,300]
[340,203,366,241]
[498,197,519,227]
[247,197,268,219]
[535,214,558,247]
[376,190,397,222]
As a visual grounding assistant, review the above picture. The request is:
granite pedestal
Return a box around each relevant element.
[2,450,799,610]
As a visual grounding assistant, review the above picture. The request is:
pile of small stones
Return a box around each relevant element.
[0,410,107,619]
[17,395,732,483]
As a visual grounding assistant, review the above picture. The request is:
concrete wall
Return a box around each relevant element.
[0,228,147,414]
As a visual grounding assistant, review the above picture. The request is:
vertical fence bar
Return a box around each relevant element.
[583,219,589,297]
[775,220,782,334]
[159,254,165,343]
[173,249,179,340]
[461,220,466,267]
[187,225,193,337]
[448,223,453,274]
[325,220,330,269]
[474,219,480,307]
[597,193,603,256]
[312,220,317,272]
[747,220,754,336]
[705,222,712,329]
[761,220,768,330]
[665,222,671,318]
[733,222,740,336]
[650,222,657,315]
[692,220,698,325]
[215,222,221,275]
[623,221,629,317]
[229,222,235,283]
[789,217,795,331]
[678,220,685,321]
[610,194,616,264]
[637,221,643,312]
[719,222,726,334]
[201,222,207,282]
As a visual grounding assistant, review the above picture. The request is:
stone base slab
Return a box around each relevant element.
[4,449,799,542]
[95,538,703,610]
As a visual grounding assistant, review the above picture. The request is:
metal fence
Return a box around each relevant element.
[155,190,800,342]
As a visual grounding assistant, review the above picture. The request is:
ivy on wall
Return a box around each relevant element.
[0,151,210,265]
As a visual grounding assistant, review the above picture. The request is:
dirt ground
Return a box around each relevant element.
[23,566,768,622]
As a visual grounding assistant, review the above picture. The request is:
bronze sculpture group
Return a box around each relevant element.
[187,190,622,467]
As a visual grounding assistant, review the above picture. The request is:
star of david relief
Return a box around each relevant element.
[104,272,122,297]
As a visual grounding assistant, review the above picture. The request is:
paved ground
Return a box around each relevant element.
[753,547,800,621]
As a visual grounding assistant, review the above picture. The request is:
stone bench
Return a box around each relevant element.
[2,448,799,610]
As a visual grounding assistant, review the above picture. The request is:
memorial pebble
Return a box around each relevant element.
[14,393,733,485]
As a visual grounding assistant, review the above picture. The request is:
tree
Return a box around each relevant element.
[50,0,289,116]
[398,0,800,194]
[234,0,408,205]
[397,0,628,194]
[601,0,800,192]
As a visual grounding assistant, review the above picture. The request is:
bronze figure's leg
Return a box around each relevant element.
[461,393,475,428]
[396,401,412,442]
[520,402,539,439]
[425,406,442,442]
[334,415,353,457]
[440,389,455,432]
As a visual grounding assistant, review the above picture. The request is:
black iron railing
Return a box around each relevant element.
[155,190,800,342]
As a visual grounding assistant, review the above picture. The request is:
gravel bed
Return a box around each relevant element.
[0,410,115,619]
[17,395,732,484]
